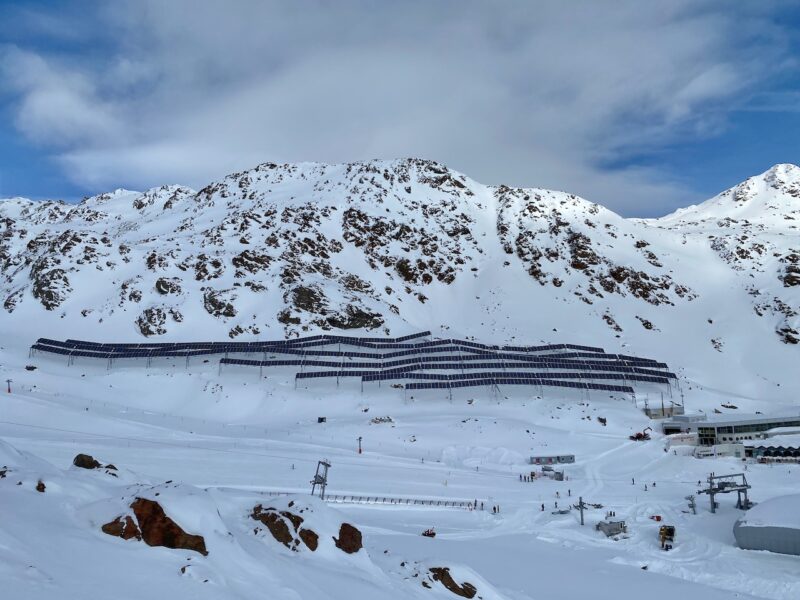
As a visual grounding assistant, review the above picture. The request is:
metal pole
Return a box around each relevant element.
[579,496,584,526]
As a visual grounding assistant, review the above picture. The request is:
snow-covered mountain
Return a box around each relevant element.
[2,160,799,600]
[1,159,798,401]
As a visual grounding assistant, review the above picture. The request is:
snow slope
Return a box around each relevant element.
[1,160,799,599]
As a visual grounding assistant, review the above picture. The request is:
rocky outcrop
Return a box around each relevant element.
[333,523,362,554]
[103,498,209,555]
[428,567,477,598]
[73,453,102,469]
[155,277,182,295]
[203,289,237,318]
[251,504,319,552]
[102,516,142,540]
[136,307,168,336]
[72,453,118,475]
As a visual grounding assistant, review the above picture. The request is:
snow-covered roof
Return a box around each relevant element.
[695,410,800,427]
[737,494,800,530]
[743,434,800,448]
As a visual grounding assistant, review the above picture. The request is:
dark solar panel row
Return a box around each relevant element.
[219,355,675,379]
[361,371,671,385]
[32,336,671,388]
[404,378,634,394]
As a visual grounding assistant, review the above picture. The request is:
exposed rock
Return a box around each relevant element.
[203,289,237,318]
[136,307,168,336]
[250,504,319,552]
[73,454,102,469]
[326,305,384,330]
[102,516,142,541]
[131,497,208,556]
[333,523,362,554]
[155,277,182,295]
[298,528,319,551]
[36,480,46,493]
[428,567,477,598]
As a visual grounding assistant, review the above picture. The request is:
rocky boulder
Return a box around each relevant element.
[131,497,208,555]
[102,516,141,540]
[102,497,208,556]
[333,522,362,554]
[428,567,477,598]
[251,504,319,552]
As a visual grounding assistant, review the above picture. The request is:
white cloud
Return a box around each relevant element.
[0,1,793,215]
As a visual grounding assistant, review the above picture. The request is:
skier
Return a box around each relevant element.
[644,484,648,491]
[568,489,571,497]
[632,477,635,485]
[541,503,545,511]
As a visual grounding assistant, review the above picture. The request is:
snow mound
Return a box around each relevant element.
[737,494,800,530]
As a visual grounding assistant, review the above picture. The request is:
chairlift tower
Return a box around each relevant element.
[310,459,331,500]
[697,472,752,513]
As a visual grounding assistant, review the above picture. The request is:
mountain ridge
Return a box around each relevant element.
[1,158,797,403]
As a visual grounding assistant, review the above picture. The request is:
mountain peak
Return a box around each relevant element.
[657,163,800,225]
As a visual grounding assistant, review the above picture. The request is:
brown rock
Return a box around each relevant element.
[251,505,294,547]
[299,528,319,551]
[73,453,102,469]
[429,567,477,598]
[36,480,46,493]
[131,497,208,556]
[102,515,142,540]
[333,523,362,554]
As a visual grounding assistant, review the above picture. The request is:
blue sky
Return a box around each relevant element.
[1,1,798,216]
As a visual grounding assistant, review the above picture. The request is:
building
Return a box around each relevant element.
[743,434,800,460]
[693,443,745,459]
[734,494,800,556]
[661,413,708,435]
[662,410,800,445]
[530,454,575,465]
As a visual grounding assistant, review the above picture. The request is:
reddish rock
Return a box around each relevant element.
[102,515,142,540]
[333,523,362,554]
[73,454,102,469]
[251,504,321,552]
[429,567,477,598]
[299,528,319,551]
[251,505,294,547]
[131,497,208,556]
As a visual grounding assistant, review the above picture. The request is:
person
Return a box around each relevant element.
[480,502,484,510]
[555,501,558,508]
[632,477,635,485]
[492,506,496,514]
[653,482,656,487]
[568,489,571,497]
[519,474,522,482]
[644,484,648,491]
[541,503,545,511]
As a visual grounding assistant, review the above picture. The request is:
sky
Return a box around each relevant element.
[0,1,798,217]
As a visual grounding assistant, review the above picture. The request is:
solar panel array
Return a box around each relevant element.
[31,332,675,397]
